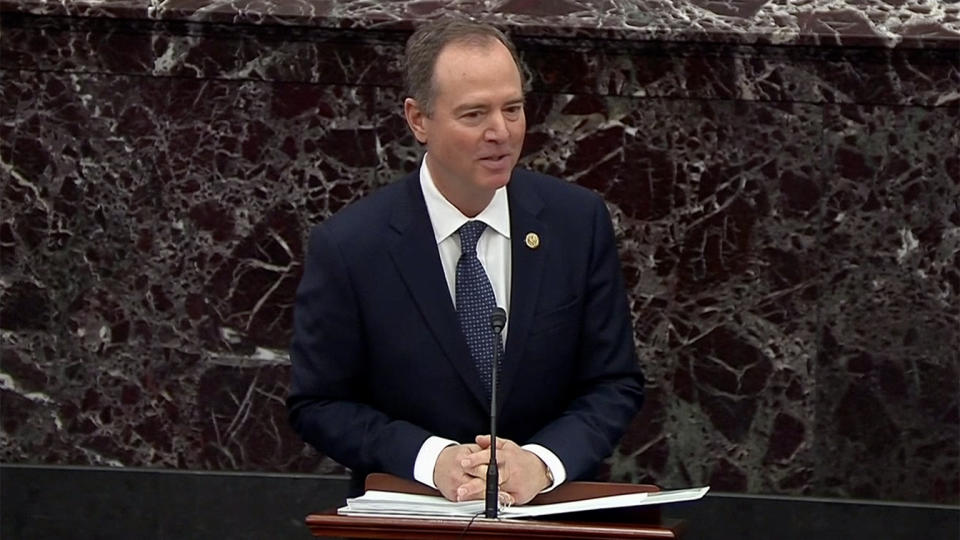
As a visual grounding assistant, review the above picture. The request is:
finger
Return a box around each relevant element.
[475,435,511,449]
[459,449,490,472]
[467,453,509,476]
[471,458,508,485]
[455,477,486,502]
[476,460,507,485]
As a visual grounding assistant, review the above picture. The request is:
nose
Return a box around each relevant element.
[484,112,509,141]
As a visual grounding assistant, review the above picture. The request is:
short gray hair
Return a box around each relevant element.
[403,19,529,116]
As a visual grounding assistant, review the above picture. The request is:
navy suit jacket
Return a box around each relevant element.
[288,168,644,495]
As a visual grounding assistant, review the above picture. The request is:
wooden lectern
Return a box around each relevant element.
[305,474,686,539]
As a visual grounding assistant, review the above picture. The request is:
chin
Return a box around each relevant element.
[477,164,516,189]
[481,173,512,190]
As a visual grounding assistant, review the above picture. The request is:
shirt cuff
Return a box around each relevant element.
[521,443,566,492]
[414,436,458,489]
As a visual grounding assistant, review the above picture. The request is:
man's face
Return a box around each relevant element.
[405,39,526,215]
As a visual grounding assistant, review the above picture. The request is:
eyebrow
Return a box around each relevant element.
[453,97,526,114]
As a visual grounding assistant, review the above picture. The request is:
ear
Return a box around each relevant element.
[404,97,429,144]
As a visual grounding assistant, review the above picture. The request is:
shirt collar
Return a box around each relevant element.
[419,155,511,244]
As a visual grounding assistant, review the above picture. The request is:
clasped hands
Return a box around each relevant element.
[433,435,551,506]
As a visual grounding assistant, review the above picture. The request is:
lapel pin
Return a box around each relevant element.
[525,232,540,250]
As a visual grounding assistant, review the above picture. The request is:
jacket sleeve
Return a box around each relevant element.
[286,224,431,480]
[526,197,645,481]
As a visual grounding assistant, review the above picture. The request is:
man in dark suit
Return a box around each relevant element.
[287,19,644,506]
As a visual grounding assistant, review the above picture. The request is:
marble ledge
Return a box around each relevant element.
[1,0,959,49]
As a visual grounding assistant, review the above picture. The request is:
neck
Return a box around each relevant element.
[452,192,493,218]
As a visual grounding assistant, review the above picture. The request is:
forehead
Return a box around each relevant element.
[431,40,523,99]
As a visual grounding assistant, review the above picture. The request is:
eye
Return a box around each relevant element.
[460,110,484,122]
[503,105,523,119]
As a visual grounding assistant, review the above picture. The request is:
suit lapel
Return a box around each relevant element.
[500,173,547,405]
[388,174,491,410]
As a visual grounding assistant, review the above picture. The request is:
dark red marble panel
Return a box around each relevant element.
[567,97,824,495]
[1,0,957,506]
[814,103,960,502]
[0,70,412,474]
[2,14,957,108]
[3,0,959,48]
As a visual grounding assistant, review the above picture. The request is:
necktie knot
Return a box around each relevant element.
[458,221,487,258]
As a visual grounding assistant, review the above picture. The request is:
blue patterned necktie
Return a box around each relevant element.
[455,221,503,395]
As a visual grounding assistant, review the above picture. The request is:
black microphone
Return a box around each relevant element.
[485,307,506,518]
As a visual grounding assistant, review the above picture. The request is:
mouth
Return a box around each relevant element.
[478,153,512,168]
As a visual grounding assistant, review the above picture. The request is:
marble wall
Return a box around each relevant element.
[1,1,958,504]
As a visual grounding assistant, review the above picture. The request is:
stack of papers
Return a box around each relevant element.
[338,486,709,519]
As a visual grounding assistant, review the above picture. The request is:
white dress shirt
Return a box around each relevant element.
[411,157,566,493]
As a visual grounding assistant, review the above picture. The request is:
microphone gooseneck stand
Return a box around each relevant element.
[485,307,507,518]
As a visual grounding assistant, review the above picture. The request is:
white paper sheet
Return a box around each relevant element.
[338,486,709,519]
